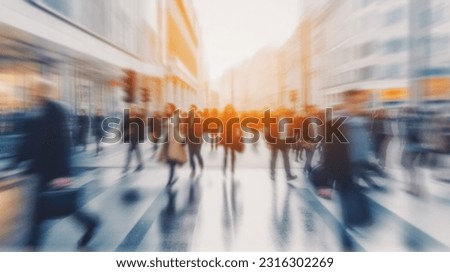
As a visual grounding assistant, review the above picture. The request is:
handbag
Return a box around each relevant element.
[168,140,187,165]
[340,183,372,227]
[38,186,82,219]
[233,139,245,153]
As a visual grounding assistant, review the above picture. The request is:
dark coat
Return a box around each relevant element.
[77,114,89,138]
[92,115,104,139]
[123,113,145,144]
[322,120,353,188]
[25,100,72,190]
[323,120,372,227]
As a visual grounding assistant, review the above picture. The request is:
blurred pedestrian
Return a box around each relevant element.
[17,78,98,250]
[265,108,297,181]
[302,109,319,175]
[150,111,163,154]
[158,103,187,185]
[187,104,204,178]
[76,109,89,152]
[293,114,304,162]
[210,107,219,151]
[92,109,104,156]
[343,91,385,189]
[400,107,424,196]
[123,104,145,173]
[371,109,392,168]
[220,104,242,177]
[322,90,373,250]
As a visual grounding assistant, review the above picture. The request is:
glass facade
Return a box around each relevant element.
[30,0,142,56]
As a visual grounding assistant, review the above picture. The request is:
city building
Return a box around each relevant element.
[216,47,280,111]
[0,0,165,116]
[157,0,205,111]
[308,0,450,108]
[278,20,313,113]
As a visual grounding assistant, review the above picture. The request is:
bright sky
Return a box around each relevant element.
[193,0,301,80]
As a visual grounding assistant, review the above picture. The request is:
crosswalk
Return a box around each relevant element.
[4,140,450,252]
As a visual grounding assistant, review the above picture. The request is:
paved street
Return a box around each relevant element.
[1,137,445,252]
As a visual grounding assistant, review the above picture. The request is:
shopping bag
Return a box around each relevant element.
[38,186,82,219]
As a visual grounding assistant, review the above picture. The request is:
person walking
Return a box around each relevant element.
[400,107,424,196]
[220,104,241,177]
[209,107,219,151]
[371,109,392,169]
[322,90,373,250]
[187,104,204,178]
[17,78,98,250]
[76,109,89,152]
[158,103,187,185]
[123,104,144,173]
[265,108,297,181]
[92,109,104,156]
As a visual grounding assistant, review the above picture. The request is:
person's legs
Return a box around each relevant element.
[134,143,143,170]
[167,160,177,185]
[123,144,133,172]
[304,148,314,174]
[195,144,204,170]
[407,151,422,195]
[270,147,278,180]
[73,210,99,249]
[26,205,44,249]
[223,146,229,175]
[281,146,296,180]
[188,144,196,174]
[135,144,143,164]
[231,149,236,175]
[96,138,100,155]
[81,131,87,151]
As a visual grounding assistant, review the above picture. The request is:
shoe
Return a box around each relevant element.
[286,174,297,181]
[167,176,179,186]
[405,186,422,197]
[270,173,275,181]
[77,216,99,248]
[135,164,144,171]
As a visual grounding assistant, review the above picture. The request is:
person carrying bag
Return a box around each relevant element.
[16,78,99,250]
[37,177,82,220]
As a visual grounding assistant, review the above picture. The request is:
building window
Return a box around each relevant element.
[431,36,449,54]
[384,38,407,54]
[360,41,377,58]
[382,64,402,79]
[359,65,376,80]
[385,7,404,26]
[420,6,445,28]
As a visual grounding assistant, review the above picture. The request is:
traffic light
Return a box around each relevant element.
[122,69,137,103]
[141,87,151,103]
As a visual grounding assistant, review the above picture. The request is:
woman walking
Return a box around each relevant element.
[158,103,187,185]
[220,104,242,177]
